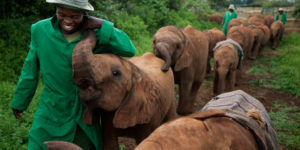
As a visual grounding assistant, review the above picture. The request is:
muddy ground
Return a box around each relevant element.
[119,50,300,150]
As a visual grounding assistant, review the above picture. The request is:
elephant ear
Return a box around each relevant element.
[174,45,192,72]
[113,71,159,129]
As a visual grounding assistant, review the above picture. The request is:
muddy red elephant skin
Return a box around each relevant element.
[213,43,240,95]
[204,28,226,74]
[72,30,177,150]
[227,18,244,34]
[270,21,285,50]
[153,25,209,115]
[135,109,259,150]
[227,25,254,59]
[208,14,223,24]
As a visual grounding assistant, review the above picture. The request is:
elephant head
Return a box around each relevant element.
[213,44,238,95]
[152,26,191,72]
[72,30,159,128]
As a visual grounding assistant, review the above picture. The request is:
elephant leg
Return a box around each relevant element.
[251,42,260,59]
[190,81,202,107]
[229,70,236,91]
[177,81,194,115]
[164,100,177,121]
[235,69,241,86]
[206,57,211,74]
[272,34,280,50]
[213,71,219,94]
[101,112,119,150]
[259,45,265,57]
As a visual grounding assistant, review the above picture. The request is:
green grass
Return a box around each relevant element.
[247,33,300,149]
[0,81,42,149]
[248,33,300,96]
[269,102,300,149]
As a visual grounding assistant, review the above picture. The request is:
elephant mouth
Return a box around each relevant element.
[79,89,102,106]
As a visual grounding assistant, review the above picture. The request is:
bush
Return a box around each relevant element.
[293,0,300,19]
[131,0,171,34]
[113,13,149,41]
[0,17,39,82]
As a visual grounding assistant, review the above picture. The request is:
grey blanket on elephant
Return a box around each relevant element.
[213,39,244,69]
[201,90,279,150]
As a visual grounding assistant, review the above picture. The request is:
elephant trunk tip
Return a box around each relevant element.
[161,66,169,72]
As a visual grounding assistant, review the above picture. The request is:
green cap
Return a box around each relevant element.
[46,0,94,11]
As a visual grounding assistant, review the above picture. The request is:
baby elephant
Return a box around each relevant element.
[153,25,209,115]
[72,30,177,150]
[204,28,226,73]
[213,39,243,95]
[136,90,279,150]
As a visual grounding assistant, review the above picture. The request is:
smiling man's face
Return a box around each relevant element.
[56,7,84,34]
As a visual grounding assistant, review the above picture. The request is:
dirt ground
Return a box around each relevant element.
[119,50,300,150]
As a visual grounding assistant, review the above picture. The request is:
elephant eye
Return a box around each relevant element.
[153,40,156,44]
[176,44,180,49]
[112,68,121,77]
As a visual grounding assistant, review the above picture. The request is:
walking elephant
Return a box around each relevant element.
[204,28,226,73]
[213,39,243,95]
[248,24,266,59]
[227,25,254,59]
[248,14,266,25]
[270,21,285,50]
[264,15,275,28]
[72,30,177,150]
[153,25,209,115]
[136,90,279,150]
[227,18,244,34]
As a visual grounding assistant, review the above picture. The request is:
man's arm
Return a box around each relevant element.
[93,20,136,57]
[11,25,40,116]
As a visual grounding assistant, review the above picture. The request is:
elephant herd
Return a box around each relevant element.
[45,14,282,150]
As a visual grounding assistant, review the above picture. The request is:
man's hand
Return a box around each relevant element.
[81,16,103,31]
[12,109,23,119]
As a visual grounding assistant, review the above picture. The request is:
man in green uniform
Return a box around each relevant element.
[10,0,136,149]
[275,8,287,24]
[222,4,238,36]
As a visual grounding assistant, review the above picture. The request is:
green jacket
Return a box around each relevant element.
[222,10,238,36]
[275,13,287,24]
[11,16,136,150]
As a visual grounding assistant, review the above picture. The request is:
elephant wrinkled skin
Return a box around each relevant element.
[204,28,226,73]
[72,30,177,150]
[213,43,240,95]
[135,109,258,150]
[153,25,209,115]
[208,14,224,24]
[227,18,244,34]
[270,21,284,50]
[227,25,254,59]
